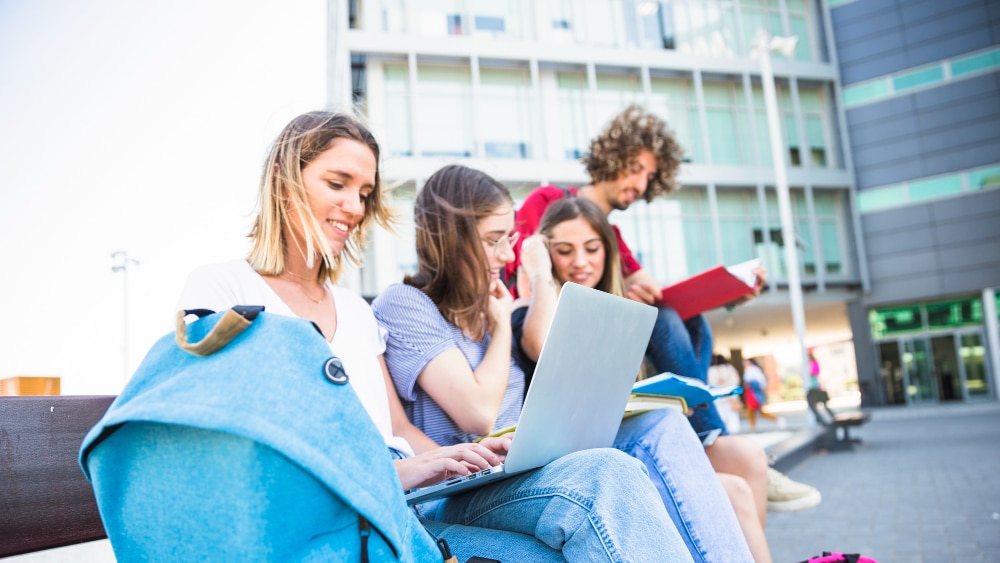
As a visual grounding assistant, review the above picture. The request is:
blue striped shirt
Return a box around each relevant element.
[372,283,525,446]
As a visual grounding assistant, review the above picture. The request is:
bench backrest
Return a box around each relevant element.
[0,395,113,557]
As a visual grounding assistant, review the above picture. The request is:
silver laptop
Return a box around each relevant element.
[405,282,656,505]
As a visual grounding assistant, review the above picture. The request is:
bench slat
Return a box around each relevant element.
[1,396,114,557]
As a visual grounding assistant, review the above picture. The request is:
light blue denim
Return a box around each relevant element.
[89,422,563,562]
[645,307,729,435]
[615,409,754,563]
[421,448,695,562]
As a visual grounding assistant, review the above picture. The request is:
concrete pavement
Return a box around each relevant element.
[761,401,1000,563]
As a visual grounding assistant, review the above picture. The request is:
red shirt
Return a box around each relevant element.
[507,185,642,294]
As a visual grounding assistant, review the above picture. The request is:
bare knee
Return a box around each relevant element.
[717,473,755,520]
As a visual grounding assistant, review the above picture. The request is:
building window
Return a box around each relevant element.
[479,66,534,159]
[416,65,473,157]
[703,78,751,165]
[716,188,761,266]
[799,85,829,167]
[469,0,522,39]
[595,71,645,129]
[650,74,702,163]
[383,63,412,157]
[556,71,592,160]
[760,188,846,278]
[751,81,795,167]
[415,0,466,36]
[616,187,717,284]
[663,0,740,57]
[381,0,407,33]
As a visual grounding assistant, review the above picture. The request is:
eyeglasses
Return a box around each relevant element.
[480,231,520,257]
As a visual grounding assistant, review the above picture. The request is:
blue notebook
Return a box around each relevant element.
[632,372,742,410]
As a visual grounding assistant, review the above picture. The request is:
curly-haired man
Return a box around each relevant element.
[507,104,822,545]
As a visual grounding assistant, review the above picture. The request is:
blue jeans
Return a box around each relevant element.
[646,306,728,435]
[615,409,754,563]
[421,448,694,562]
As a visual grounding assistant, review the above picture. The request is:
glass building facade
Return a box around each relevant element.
[327,0,1000,406]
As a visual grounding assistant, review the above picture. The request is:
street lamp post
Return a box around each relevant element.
[111,250,139,383]
[753,29,811,390]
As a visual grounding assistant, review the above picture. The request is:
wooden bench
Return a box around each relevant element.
[0,395,114,557]
[806,388,870,451]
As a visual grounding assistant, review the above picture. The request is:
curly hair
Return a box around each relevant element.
[582,104,684,201]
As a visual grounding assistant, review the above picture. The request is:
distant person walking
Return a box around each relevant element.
[743,359,785,431]
[808,350,822,390]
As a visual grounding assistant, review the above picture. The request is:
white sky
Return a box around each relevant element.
[0,0,327,394]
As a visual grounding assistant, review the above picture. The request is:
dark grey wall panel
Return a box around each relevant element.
[847,299,879,406]
[833,0,1000,85]
[860,190,1000,307]
[847,74,1000,190]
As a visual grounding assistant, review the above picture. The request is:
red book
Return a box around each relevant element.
[657,259,760,320]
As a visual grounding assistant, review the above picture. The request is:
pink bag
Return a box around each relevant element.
[797,552,878,563]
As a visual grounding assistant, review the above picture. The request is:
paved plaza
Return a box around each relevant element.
[764,401,1000,563]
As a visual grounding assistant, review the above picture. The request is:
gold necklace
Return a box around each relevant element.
[281,271,327,304]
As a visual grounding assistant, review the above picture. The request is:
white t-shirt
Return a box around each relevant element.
[176,259,414,457]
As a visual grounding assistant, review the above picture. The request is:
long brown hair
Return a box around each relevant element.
[537,197,626,298]
[248,111,391,283]
[406,165,513,341]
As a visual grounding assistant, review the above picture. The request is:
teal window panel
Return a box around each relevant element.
[909,175,963,202]
[950,49,1000,77]
[858,185,904,213]
[843,80,889,107]
[968,165,1000,190]
[892,66,944,92]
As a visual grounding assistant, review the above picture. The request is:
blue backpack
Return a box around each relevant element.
[80,307,443,561]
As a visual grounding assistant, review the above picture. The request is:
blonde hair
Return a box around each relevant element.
[247,111,392,283]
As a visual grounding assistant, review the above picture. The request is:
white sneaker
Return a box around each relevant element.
[777,417,788,430]
[767,467,821,512]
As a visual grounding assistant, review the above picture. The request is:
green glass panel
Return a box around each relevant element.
[784,114,798,145]
[790,17,811,62]
[870,305,923,339]
[707,109,742,165]
[651,77,692,101]
[813,191,837,214]
[806,116,825,147]
[597,73,640,92]
[843,80,890,107]
[950,48,1000,77]
[689,109,705,163]
[702,82,732,105]
[858,185,904,213]
[799,88,822,112]
[673,187,706,213]
[557,71,587,89]
[892,66,944,92]
[909,175,963,202]
[967,165,1000,190]
[820,220,842,274]
[716,190,752,215]
[480,67,529,86]
[926,298,983,329]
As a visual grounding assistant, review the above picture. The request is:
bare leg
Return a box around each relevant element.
[718,472,772,563]
[705,435,769,526]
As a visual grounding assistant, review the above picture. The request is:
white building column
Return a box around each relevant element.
[983,287,1000,400]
